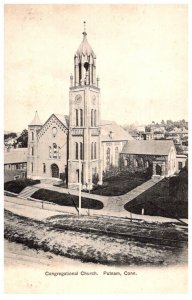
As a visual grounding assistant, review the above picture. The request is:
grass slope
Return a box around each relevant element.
[125,169,188,219]
[31,189,103,210]
[87,171,151,196]
[4,210,188,266]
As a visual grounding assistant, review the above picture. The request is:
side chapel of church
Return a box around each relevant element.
[27,25,178,188]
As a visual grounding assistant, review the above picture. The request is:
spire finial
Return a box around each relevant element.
[83,21,87,37]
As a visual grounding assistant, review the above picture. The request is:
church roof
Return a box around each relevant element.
[54,114,69,128]
[75,32,95,58]
[100,120,134,142]
[29,111,42,126]
[121,140,175,156]
[4,148,28,164]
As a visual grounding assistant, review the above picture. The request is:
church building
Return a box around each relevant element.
[27,26,132,188]
[27,25,178,188]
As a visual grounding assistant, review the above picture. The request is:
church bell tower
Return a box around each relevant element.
[68,22,103,189]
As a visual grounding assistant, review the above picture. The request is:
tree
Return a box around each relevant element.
[4,132,17,140]
[17,129,28,147]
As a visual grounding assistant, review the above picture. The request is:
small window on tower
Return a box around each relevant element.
[75,109,79,126]
[75,142,79,160]
[94,110,97,126]
[84,62,89,71]
[31,132,34,141]
[43,163,46,173]
[80,142,83,160]
[91,109,94,127]
[80,109,83,127]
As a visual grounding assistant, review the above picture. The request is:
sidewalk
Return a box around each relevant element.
[5,194,188,224]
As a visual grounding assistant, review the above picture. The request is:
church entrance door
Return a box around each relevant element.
[51,164,59,178]
[156,164,162,176]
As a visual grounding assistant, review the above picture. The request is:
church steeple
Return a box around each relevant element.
[73,22,97,87]
[29,111,42,126]
[68,23,103,189]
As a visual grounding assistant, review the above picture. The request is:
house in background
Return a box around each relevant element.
[4,148,27,182]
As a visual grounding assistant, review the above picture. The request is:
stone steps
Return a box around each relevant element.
[18,186,40,199]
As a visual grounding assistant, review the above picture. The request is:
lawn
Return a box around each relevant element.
[31,189,103,210]
[4,179,40,194]
[4,210,188,266]
[124,168,188,219]
[86,171,151,196]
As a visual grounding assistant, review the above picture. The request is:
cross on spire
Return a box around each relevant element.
[83,21,87,37]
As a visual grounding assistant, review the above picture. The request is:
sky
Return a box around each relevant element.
[4,4,188,132]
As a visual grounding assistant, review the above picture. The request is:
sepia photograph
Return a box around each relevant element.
[3,2,188,294]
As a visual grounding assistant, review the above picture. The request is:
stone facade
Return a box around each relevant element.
[27,114,68,180]
[120,141,177,178]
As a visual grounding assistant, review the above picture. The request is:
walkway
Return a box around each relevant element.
[12,177,188,224]
[5,194,188,224]
[105,179,158,212]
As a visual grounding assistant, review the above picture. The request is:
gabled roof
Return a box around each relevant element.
[100,120,134,142]
[37,113,69,139]
[54,114,69,128]
[4,148,28,164]
[121,140,175,156]
[29,111,42,126]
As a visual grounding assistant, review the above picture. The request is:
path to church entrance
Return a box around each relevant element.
[12,178,188,223]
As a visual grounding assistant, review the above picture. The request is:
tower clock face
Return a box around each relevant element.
[92,95,96,105]
[75,94,82,105]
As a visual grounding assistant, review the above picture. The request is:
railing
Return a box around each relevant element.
[71,128,84,136]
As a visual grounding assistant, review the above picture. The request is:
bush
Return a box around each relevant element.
[4,179,40,194]
[31,189,103,210]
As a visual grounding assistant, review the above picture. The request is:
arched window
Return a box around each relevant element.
[49,146,52,158]
[80,142,83,160]
[140,158,144,166]
[145,161,149,168]
[31,131,34,141]
[80,109,83,127]
[53,143,57,158]
[43,163,46,173]
[106,147,111,169]
[94,110,97,126]
[75,109,78,126]
[31,147,34,156]
[94,142,97,159]
[75,142,78,160]
[115,147,119,166]
[91,109,94,127]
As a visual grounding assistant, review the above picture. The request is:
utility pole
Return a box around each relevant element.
[79,158,82,215]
